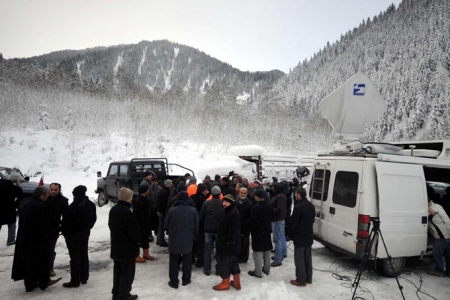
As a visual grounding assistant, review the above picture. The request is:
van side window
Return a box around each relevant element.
[332,171,359,208]
[309,169,331,201]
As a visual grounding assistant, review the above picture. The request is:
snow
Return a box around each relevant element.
[138,46,147,76]
[235,92,251,105]
[76,61,84,77]
[113,54,123,77]
[200,77,211,93]
[229,145,265,157]
[0,128,448,300]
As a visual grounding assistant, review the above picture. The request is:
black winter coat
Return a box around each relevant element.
[12,197,51,281]
[249,201,273,252]
[0,180,22,225]
[133,195,151,237]
[199,196,224,233]
[46,193,69,239]
[236,197,253,236]
[191,191,207,213]
[270,193,287,221]
[216,202,241,257]
[109,201,140,260]
[157,186,171,214]
[164,199,199,255]
[286,199,315,247]
[61,196,97,238]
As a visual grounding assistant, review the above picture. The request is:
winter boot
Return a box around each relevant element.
[135,256,146,263]
[143,248,155,261]
[213,277,230,291]
[230,273,241,290]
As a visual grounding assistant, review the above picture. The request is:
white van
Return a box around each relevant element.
[308,74,450,276]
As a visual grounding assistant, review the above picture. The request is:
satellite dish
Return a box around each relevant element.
[319,73,386,140]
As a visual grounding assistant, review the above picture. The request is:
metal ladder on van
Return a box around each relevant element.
[311,162,329,239]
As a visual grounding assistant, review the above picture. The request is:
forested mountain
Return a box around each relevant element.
[0,40,284,104]
[264,0,450,141]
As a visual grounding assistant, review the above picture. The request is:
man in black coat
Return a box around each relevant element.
[61,185,97,288]
[190,183,209,268]
[156,179,172,247]
[286,187,315,287]
[0,173,22,246]
[133,185,155,262]
[46,182,68,277]
[199,185,224,276]
[248,189,272,278]
[11,187,61,292]
[236,187,253,263]
[165,191,199,288]
[109,187,141,300]
[270,183,287,267]
[213,194,242,291]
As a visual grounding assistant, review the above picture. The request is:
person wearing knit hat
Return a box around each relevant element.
[165,189,199,288]
[199,185,224,276]
[61,185,96,288]
[213,193,242,291]
[134,183,155,263]
[187,176,198,197]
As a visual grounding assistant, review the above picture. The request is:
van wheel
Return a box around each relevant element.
[380,257,406,277]
[98,192,108,207]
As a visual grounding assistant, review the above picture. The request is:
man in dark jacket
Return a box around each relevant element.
[0,173,22,246]
[199,185,224,276]
[11,187,61,292]
[190,183,209,268]
[270,183,287,267]
[46,182,69,277]
[133,185,155,263]
[156,179,172,247]
[248,189,272,278]
[109,188,140,300]
[213,194,242,291]
[140,171,156,241]
[61,185,97,288]
[286,188,315,287]
[236,187,253,263]
[165,191,199,289]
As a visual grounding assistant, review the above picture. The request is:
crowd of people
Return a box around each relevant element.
[2,169,450,300]
[108,171,316,299]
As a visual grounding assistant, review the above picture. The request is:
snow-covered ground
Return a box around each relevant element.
[0,129,448,300]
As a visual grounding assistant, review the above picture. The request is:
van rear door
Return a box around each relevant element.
[375,162,428,258]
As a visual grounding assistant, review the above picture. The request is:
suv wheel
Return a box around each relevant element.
[380,257,406,277]
[98,192,108,207]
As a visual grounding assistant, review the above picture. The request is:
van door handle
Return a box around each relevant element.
[343,231,353,237]
[421,216,427,224]
[329,207,335,215]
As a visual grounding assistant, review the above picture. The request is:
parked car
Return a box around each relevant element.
[0,166,48,198]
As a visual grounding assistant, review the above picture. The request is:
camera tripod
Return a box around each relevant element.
[351,220,405,300]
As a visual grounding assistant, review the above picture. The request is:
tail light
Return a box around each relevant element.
[357,214,370,239]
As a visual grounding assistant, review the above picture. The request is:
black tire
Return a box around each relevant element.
[380,257,406,277]
[98,192,108,207]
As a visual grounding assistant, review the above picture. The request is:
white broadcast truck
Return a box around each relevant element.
[308,73,450,277]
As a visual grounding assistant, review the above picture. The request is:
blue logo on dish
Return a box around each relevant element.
[353,84,365,96]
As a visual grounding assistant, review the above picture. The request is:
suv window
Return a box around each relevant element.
[119,165,129,177]
[108,165,118,176]
[309,169,331,201]
[332,171,359,208]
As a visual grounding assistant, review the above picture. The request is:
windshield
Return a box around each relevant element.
[0,167,25,181]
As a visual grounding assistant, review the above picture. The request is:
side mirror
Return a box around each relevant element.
[97,171,102,178]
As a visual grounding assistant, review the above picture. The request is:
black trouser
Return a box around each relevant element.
[48,237,58,272]
[294,245,312,285]
[238,232,250,262]
[169,252,192,286]
[194,225,205,267]
[65,233,89,284]
[139,232,149,249]
[217,255,240,279]
[444,242,450,274]
[112,259,136,299]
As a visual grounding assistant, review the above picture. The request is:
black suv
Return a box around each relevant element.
[0,166,48,198]
[95,158,194,207]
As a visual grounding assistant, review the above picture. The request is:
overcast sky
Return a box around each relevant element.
[0,0,402,73]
